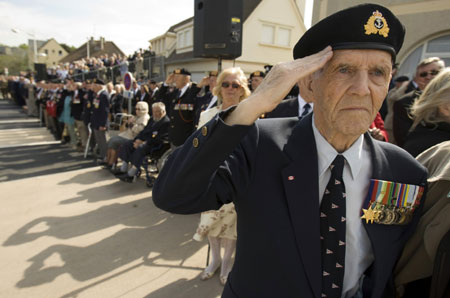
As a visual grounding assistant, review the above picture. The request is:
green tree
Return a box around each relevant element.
[18,44,29,50]
[60,43,76,53]
[0,54,29,75]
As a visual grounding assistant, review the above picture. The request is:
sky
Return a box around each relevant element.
[0,0,195,55]
[0,0,312,56]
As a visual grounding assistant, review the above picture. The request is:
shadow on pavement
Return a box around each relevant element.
[4,197,156,246]
[144,277,223,298]
[5,195,207,294]
[0,144,96,182]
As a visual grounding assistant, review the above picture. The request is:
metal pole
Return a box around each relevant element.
[33,38,38,63]
[218,57,222,73]
[128,93,132,114]
[87,39,90,58]
[161,56,165,81]
[148,56,152,79]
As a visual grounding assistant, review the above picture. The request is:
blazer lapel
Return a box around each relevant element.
[281,114,321,298]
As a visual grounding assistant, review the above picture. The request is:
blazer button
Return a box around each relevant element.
[193,138,199,148]
[201,126,208,136]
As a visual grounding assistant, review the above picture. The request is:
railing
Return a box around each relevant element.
[49,55,166,84]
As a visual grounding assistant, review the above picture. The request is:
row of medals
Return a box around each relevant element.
[366,202,413,225]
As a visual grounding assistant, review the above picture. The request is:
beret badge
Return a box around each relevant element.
[364,10,390,38]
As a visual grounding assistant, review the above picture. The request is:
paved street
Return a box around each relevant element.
[0,99,223,298]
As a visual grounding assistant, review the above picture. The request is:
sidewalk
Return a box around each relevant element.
[0,98,223,298]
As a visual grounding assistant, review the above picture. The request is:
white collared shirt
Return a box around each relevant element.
[206,95,218,110]
[312,117,374,298]
[179,83,189,98]
[297,94,313,117]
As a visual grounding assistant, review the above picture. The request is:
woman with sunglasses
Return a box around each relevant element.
[194,67,251,286]
[403,67,450,157]
[103,101,150,169]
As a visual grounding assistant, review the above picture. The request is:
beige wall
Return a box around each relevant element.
[160,0,308,79]
[150,33,176,57]
[29,39,68,68]
[238,0,306,70]
[311,0,450,67]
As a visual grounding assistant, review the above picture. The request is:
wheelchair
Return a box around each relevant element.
[142,141,172,188]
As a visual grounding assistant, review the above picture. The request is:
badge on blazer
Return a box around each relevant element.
[361,179,424,225]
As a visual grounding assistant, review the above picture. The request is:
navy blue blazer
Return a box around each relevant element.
[265,97,299,118]
[153,113,427,298]
[90,90,110,130]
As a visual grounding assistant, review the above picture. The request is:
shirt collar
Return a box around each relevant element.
[298,94,313,116]
[179,83,189,97]
[298,94,313,110]
[312,115,364,180]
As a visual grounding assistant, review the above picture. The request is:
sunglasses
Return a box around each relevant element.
[419,70,440,78]
[221,82,241,89]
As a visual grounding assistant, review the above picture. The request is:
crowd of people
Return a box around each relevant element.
[1,3,449,296]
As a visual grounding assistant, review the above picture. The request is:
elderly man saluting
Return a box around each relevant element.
[153,4,427,298]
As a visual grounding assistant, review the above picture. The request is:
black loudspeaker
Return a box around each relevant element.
[194,0,243,59]
[34,63,47,81]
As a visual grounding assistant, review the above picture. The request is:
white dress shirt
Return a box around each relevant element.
[298,94,313,117]
[206,95,218,110]
[312,117,374,298]
[179,83,189,98]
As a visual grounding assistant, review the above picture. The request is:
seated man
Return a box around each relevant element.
[116,102,169,182]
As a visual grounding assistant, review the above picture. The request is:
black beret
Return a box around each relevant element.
[264,65,273,73]
[173,68,191,76]
[250,71,265,79]
[394,75,409,83]
[149,79,157,84]
[293,3,405,60]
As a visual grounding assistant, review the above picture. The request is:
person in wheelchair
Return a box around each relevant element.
[103,101,150,169]
[115,102,170,183]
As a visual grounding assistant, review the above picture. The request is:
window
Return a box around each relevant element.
[58,50,62,56]
[260,22,292,47]
[185,29,193,47]
[45,49,48,55]
[398,33,450,79]
[261,25,275,44]
[427,35,450,53]
[177,32,184,48]
[277,27,291,47]
[176,27,193,50]
[52,49,55,53]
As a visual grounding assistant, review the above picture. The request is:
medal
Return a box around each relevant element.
[362,179,425,225]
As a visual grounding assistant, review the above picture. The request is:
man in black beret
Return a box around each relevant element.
[153,4,427,298]
[249,70,265,92]
[194,70,219,126]
[156,68,201,147]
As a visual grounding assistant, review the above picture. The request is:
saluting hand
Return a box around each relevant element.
[165,73,175,85]
[225,46,333,126]
[197,76,210,88]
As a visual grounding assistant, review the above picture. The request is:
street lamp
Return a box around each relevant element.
[11,28,38,64]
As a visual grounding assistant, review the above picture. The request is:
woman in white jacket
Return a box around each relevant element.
[104,101,150,168]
